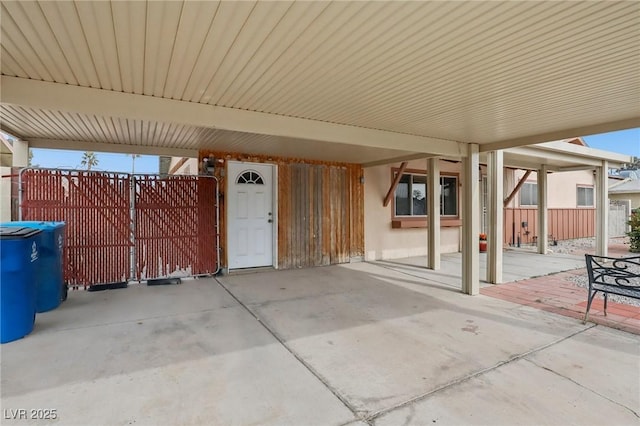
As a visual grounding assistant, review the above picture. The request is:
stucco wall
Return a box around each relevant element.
[364,159,462,261]
[0,166,11,221]
[610,193,640,211]
[169,157,198,175]
[511,169,595,208]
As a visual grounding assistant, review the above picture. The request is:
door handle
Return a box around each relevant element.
[268,219,273,223]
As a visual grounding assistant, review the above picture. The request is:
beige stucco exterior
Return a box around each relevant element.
[364,159,462,261]
[168,157,198,176]
[365,158,606,261]
[508,169,595,209]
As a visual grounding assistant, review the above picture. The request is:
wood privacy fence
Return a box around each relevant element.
[20,169,219,288]
[503,208,596,245]
[278,163,363,269]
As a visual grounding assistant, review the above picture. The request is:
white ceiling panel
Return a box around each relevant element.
[0,104,414,164]
[0,0,638,163]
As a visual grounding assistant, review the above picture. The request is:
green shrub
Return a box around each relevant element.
[628,208,640,253]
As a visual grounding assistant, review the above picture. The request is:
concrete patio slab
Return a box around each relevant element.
[526,326,640,413]
[3,260,637,426]
[219,262,595,416]
[375,251,585,287]
[1,281,355,426]
[374,355,638,426]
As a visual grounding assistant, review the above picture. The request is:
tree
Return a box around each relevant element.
[628,208,640,253]
[28,149,38,167]
[80,151,98,170]
[128,154,141,174]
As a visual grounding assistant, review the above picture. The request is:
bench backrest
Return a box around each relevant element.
[585,254,640,289]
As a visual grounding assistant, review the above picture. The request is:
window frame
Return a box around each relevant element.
[576,185,595,208]
[390,167,460,228]
[393,172,427,217]
[519,182,538,207]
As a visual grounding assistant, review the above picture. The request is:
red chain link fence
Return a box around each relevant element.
[19,168,219,289]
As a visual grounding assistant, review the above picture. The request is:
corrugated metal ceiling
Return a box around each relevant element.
[1,0,639,162]
[0,104,409,164]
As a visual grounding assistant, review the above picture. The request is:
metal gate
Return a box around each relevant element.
[19,168,219,288]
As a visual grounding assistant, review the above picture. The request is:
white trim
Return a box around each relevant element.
[479,119,640,154]
[576,185,595,208]
[596,162,609,257]
[427,158,440,270]
[226,160,275,269]
[537,165,548,255]
[2,76,466,158]
[272,164,279,270]
[487,151,503,284]
[462,144,480,295]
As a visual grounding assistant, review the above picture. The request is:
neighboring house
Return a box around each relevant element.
[609,178,640,209]
[607,177,640,237]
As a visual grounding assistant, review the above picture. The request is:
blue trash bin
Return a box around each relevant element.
[1,221,65,312]
[1,226,42,343]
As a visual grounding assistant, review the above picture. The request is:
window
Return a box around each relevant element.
[440,176,458,216]
[577,186,594,207]
[236,170,264,184]
[395,174,426,216]
[394,172,458,217]
[520,182,538,206]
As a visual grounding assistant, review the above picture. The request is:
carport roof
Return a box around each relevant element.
[1,1,639,164]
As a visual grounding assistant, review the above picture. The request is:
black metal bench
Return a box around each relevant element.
[584,254,640,323]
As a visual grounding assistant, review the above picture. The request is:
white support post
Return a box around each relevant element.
[537,165,548,254]
[428,157,441,270]
[12,139,29,168]
[596,161,609,257]
[488,151,503,284]
[462,144,480,295]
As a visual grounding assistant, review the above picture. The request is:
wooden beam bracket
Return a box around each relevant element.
[383,162,408,207]
[503,170,532,207]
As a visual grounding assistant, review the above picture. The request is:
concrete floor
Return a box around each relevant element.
[1,259,638,425]
[375,250,586,289]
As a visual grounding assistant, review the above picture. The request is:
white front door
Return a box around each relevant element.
[227,161,274,269]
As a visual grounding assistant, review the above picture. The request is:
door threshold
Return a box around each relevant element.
[227,266,276,276]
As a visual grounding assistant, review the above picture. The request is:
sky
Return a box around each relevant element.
[20,128,640,173]
[29,149,160,174]
[581,128,640,158]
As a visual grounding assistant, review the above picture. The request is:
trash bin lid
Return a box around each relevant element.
[0,226,42,239]
[1,221,65,230]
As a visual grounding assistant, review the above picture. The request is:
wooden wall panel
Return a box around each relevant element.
[321,165,331,265]
[200,150,364,270]
[504,208,596,245]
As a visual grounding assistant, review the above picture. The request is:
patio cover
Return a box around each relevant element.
[1,1,637,294]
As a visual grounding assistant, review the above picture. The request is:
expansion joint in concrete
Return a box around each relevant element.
[215,278,367,424]
[525,356,639,419]
[365,323,598,422]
